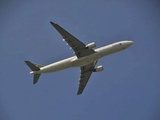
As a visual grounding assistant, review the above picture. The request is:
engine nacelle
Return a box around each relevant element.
[86,42,96,49]
[93,65,104,72]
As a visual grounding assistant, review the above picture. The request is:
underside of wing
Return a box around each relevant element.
[77,61,98,95]
[50,22,95,58]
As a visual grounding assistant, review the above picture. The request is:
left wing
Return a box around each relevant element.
[77,61,98,95]
[50,22,95,58]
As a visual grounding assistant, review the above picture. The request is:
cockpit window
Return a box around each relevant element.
[113,43,122,47]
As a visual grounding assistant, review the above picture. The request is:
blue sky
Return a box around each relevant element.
[0,0,160,120]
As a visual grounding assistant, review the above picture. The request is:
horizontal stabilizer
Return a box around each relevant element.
[25,61,40,71]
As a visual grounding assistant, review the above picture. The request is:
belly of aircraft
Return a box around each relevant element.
[70,53,101,67]
[39,57,74,73]
[35,53,101,74]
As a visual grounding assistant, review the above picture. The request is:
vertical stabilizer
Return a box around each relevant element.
[33,74,41,84]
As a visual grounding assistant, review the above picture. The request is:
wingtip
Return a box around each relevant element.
[33,81,37,84]
[24,61,29,65]
[24,60,28,63]
[50,21,55,24]
[77,92,81,95]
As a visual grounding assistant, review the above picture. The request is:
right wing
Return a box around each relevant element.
[50,22,95,58]
[77,61,98,95]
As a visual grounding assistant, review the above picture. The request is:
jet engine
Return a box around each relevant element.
[86,42,96,49]
[93,65,104,72]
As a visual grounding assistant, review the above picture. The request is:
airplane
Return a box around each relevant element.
[25,21,133,95]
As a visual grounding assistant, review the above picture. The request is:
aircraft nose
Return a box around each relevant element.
[128,41,133,46]
[124,41,133,48]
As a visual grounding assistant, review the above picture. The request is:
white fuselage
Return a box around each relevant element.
[31,41,133,74]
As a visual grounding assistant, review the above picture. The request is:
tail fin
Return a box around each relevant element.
[33,74,41,84]
[25,61,43,84]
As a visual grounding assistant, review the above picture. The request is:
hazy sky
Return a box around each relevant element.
[0,0,160,120]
